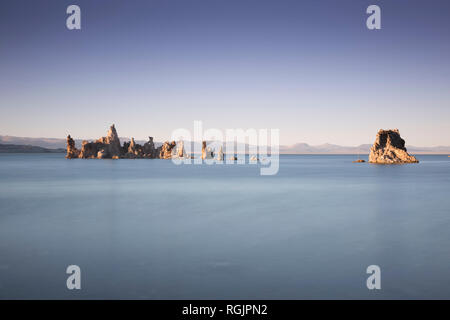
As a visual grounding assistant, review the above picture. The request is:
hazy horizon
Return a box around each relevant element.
[1,0,450,146]
[0,125,449,148]
[2,132,450,152]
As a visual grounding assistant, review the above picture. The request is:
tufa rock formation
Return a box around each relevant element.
[76,124,124,159]
[175,141,187,158]
[201,141,214,160]
[158,141,177,159]
[216,146,224,161]
[105,124,122,157]
[201,141,207,160]
[66,124,181,160]
[369,129,418,164]
[66,135,79,158]
[143,137,158,158]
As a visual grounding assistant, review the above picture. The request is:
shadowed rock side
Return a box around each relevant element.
[369,129,419,164]
[66,135,79,158]
[66,124,178,159]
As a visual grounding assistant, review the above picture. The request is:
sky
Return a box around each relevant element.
[0,0,449,146]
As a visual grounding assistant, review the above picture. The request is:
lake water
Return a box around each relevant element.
[0,154,449,299]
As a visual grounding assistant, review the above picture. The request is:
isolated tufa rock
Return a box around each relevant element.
[66,135,79,158]
[369,129,419,164]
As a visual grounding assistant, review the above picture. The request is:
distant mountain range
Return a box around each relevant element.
[0,135,162,149]
[279,143,450,154]
[0,143,65,153]
[1,135,449,154]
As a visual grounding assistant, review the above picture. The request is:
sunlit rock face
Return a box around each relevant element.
[79,140,103,159]
[158,141,177,159]
[175,140,187,158]
[369,129,419,164]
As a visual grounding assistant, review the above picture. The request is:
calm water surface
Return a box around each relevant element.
[0,154,449,299]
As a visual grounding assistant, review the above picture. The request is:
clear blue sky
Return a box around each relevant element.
[1,0,449,146]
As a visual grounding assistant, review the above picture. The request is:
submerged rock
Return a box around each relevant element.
[369,129,418,164]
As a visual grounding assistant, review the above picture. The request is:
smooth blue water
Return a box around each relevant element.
[0,154,449,299]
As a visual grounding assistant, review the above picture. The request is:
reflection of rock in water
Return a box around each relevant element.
[369,129,418,164]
